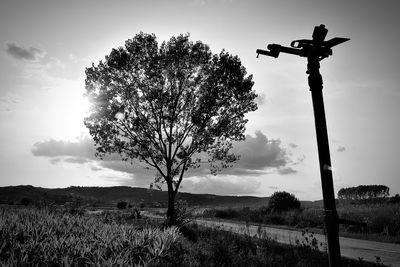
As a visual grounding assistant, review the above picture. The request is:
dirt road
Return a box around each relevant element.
[196,218,400,266]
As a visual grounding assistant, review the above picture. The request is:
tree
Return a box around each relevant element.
[268,191,301,212]
[337,185,390,200]
[84,33,257,225]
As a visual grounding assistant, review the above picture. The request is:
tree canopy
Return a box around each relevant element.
[268,191,301,212]
[84,33,257,225]
[337,185,389,200]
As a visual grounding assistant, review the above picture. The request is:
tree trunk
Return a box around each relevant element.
[166,183,176,226]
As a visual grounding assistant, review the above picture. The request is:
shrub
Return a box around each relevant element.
[175,200,192,226]
[20,197,32,206]
[268,191,301,212]
[264,213,286,225]
[390,194,400,204]
[297,208,325,228]
[64,200,85,215]
[117,201,128,209]
[129,208,142,219]
[214,208,240,219]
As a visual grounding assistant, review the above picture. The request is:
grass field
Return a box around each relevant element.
[0,206,389,266]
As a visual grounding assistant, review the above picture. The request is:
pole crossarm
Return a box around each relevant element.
[257,24,349,267]
[257,25,349,61]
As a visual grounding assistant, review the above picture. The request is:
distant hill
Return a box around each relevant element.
[0,185,270,208]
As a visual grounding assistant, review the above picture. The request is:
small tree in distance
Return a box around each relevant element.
[84,33,257,225]
[117,201,128,209]
[268,191,301,212]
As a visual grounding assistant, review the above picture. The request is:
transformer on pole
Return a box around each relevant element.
[257,24,349,267]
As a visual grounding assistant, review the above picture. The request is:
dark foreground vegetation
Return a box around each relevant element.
[203,197,400,244]
[0,207,388,266]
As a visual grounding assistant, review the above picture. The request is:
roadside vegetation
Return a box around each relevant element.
[202,191,400,244]
[0,206,385,266]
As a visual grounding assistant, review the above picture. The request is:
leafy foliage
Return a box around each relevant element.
[295,228,325,251]
[174,199,193,227]
[84,33,257,224]
[177,224,378,267]
[0,207,180,266]
[338,185,390,200]
[268,191,301,212]
[390,194,400,204]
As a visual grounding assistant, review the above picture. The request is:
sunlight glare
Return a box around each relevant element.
[49,87,91,141]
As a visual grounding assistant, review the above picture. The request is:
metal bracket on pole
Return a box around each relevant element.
[257,24,349,267]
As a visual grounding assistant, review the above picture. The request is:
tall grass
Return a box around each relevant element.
[177,224,382,267]
[0,207,388,266]
[203,202,400,243]
[0,207,180,266]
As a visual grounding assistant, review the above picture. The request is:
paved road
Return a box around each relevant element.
[196,219,400,266]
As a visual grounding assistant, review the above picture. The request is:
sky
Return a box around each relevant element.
[0,0,399,200]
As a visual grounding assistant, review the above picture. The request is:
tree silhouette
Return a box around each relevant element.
[337,185,389,200]
[268,191,301,212]
[84,33,257,225]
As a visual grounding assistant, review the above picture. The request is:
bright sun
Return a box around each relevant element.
[50,87,91,141]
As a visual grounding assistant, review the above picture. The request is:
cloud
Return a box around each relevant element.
[0,92,21,112]
[31,130,298,184]
[32,137,96,159]
[182,131,294,177]
[277,167,297,175]
[255,93,266,105]
[233,131,288,170]
[50,157,91,165]
[64,157,91,164]
[5,42,45,61]
[91,166,103,172]
[99,160,156,180]
[180,175,261,195]
[31,136,157,183]
[49,158,62,165]
[337,146,346,152]
[288,143,298,149]
[4,42,76,89]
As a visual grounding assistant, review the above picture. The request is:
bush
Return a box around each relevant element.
[175,200,192,226]
[214,208,240,219]
[117,201,128,209]
[129,208,142,219]
[20,197,32,206]
[64,200,85,215]
[268,191,301,212]
[264,213,286,225]
[390,194,400,204]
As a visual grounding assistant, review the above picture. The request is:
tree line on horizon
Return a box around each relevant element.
[337,185,389,200]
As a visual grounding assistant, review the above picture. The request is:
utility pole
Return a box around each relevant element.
[257,25,349,267]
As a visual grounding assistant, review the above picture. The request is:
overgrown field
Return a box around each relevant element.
[0,207,385,266]
[0,207,179,266]
[202,201,400,244]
